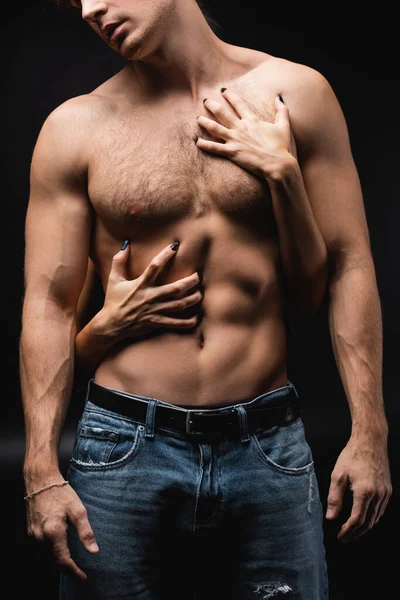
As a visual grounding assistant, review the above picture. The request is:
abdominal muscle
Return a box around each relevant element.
[93,214,290,407]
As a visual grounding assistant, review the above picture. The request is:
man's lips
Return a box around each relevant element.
[100,20,126,42]
[108,22,127,43]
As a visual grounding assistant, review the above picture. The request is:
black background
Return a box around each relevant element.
[2,1,399,598]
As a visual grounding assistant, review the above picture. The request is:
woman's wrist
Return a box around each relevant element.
[74,310,121,377]
[91,308,121,343]
[262,152,300,186]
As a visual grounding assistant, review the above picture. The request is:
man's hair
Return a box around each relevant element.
[51,1,224,36]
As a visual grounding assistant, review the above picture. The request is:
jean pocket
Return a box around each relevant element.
[251,416,314,475]
[70,409,144,471]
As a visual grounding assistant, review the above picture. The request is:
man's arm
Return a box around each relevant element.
[286,63,392,541]
[20,98,99,579]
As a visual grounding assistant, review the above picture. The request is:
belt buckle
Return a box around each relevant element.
[185,409,206,438]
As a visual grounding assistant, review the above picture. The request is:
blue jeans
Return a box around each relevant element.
[60,380,328,599]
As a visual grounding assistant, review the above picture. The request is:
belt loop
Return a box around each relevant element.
[144,399,157,439]
[287,380,300,401]
[235,404,251,443]
[85,378,94,407]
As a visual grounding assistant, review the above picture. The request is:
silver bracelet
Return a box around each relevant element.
[24,480,69,500]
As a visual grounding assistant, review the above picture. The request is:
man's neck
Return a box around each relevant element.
[127,5,238,102]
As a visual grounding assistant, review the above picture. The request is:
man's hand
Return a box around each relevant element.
[325,435,392,542]
[26,480,99,581]
[196,88,295,179]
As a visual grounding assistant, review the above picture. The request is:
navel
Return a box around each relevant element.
[199,331,205,348]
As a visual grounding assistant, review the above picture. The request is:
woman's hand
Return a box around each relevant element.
[196,89,296,180]
[95,241,203,342]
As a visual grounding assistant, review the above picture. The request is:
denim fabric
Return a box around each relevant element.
[60,380,328,599]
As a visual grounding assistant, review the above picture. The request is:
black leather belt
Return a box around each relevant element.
[87,381,301,440]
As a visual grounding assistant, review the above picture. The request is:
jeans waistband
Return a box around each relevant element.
[84,379,301,442]
[88,378,300,413]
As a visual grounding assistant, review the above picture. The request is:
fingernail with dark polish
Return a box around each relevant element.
[196,312,203,323]
[278,93,284,103]
[203,98,208,104]
[221,87,227,92]
[171,241,180,251]
[121,239,129,250]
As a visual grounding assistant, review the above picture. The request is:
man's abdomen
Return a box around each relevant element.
[93,215,289,406]
[94,294,289,407]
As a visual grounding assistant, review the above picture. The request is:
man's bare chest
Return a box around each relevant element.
[87,81,276,233]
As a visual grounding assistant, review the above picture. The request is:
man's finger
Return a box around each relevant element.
[52,533,88,581]
[68,508,99,554]
[337,489,371,542]
[376,490,391,523]
[325,473,348,519]
[351,496,381,540]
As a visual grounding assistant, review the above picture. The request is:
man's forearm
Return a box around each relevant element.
[328,261,388,439]
[20,301,77,488]
[263,157,329,315]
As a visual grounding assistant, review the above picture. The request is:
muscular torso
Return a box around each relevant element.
[86,47,294,406]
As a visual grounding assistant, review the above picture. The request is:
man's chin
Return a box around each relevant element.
[118,40,143,62]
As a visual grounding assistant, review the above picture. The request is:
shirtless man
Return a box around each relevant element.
[20,1,392,598]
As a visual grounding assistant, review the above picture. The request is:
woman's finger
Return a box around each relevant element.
[219,88,254,120]
[153,289,202,313]
[274,94,291,131]
[202,97,237,128]
[140,242,180,285]
[149,272,200,300]
[197,115,231,140]
[108,239,131,283]
[147,313,201,329]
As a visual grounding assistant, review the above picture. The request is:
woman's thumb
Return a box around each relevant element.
[110,239,130,280]
[274,93,289,128]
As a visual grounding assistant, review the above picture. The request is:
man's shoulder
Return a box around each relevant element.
[258,53,331,97]
[45,65,127,133]
[32,93,105,177]
[254,52,343,154]
[44,92,106,134]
